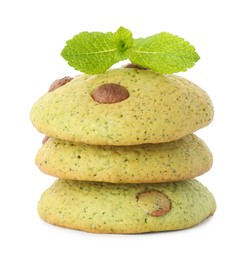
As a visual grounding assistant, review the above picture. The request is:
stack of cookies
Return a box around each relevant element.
[30,67,216,234]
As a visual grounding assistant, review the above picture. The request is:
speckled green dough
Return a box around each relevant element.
[38,179,216,234]
[30,68,214,145]
[35,134,213,183]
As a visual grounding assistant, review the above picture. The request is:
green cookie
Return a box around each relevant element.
[36,134,212,183]
[30,68,214,145]
[38,179,216,234]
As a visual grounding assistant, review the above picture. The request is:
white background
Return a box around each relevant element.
[1,0,247,259]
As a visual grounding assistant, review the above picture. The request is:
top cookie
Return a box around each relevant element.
[30,68,214,145]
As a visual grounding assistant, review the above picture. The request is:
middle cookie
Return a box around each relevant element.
[36,134,212,183]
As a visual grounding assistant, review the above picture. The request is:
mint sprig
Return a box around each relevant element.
[61,26,200,74]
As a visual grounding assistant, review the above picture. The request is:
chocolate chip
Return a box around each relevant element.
[91,83,129,104]
[137,190,171,217]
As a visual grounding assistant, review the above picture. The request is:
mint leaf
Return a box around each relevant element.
[129,32,200,74]
[61,27,135,74]
[61,31,123,74]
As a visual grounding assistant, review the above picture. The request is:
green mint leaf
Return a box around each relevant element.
[61,27,134,74]
[61,31,123,74]
[129,32,200,74]
[113,26,133,58]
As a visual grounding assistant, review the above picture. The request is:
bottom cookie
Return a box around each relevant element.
[38,179,216,234]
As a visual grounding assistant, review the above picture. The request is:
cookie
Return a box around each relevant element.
[30,68,214,145]
[35,134,213,183]
[38,179,216,234]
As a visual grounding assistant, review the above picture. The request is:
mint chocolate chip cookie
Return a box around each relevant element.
[38,179,216,234]
[36,134,212,183]
[30,68,213,145]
